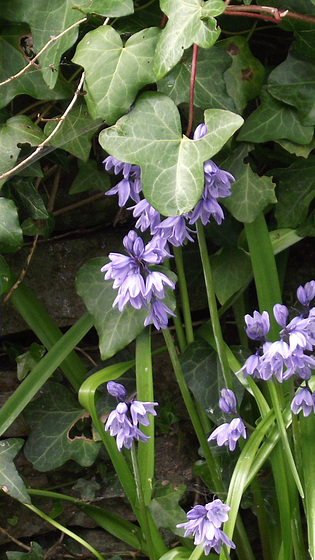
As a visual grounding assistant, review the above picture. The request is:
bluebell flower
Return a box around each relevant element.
[208,417,246,451]
[297,280,315,307]
[219,389,237,415]
[130,199,161,234]
[193,123,208,140]
[156,216,194,247]
[105,381,158,451]
[188,196,225,226]
[245,310,270,341]
[176,499,235,555]
[144,299,176,330]
[104,155,142,206]
[291,387,315,417]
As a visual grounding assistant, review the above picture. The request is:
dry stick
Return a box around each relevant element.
[47,166,61,212]
[0,71,85,183]
[0,527,31,551]
[185,43,199,138]
[224,4,315,25]
[52,191,105,216]
[2,234,39,305]
[0,17,87,87]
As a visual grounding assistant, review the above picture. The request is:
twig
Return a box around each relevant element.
[52,191,104,216]
[0,526,31,551]
[224,4,315,25]
[0,71,85,183]
[47,166,61,212]
[0,17,87,87]
[2,235,39,305]
[74,346,98,367]
[185,43,199,138]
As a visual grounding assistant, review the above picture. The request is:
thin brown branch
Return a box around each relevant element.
[185,44,199,138]
[52,191,104,216]
[2,235,39,305]
[224,4,315,25]
[47,166,61,212]
[0,71,85,183]
[224,10,280,23]
[0,17,87,87]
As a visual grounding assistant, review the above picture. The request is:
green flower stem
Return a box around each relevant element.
[196,221,232,389]
[24,503,104,560]
[0,312,93,437]
[300,414,315,560]
[244,213,304,560]
[163,327,223,490]
[173,246,194,345]
[130,444,158,560]
[136,327,154,505]
[163,257,187,353]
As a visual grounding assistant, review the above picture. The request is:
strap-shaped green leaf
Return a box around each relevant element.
[99,92,243,216]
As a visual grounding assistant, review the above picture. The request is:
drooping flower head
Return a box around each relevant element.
[208,418,246,452]
[105,381,158,451]
[104,156,142,206]
[176,498,235,555]
[245,310,270,341]
[219,389,237,415]
[291,387,315,417]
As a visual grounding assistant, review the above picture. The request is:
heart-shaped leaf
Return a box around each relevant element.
[0,198,23,253]
[154,0,225,80]
[0,438,30,503]
[72,26,160,124]
[99,92,243,216]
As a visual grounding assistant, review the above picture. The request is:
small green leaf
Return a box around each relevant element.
[99,92,243,216]
[211,247,252,305]
[6,542,43,560]
[276,137,315,158]
[157,46,235,111]
[72,26,160,124]
[6,178,48,219]
[0,198,23,253]
[75,0,134,16]
[237,88,314,144]
[154,0,224,80]
[24,382,100,471]
[21,214,55,239]
[16,342,46,381]
[70,160,110,194]
[149,483,187,535]
[268,54,315,125]
[221,144,277,223]
[0,23,71,110]
[217,36,265,113]
[0,439,31,504]
[0,115,45,187]
[44,104,102,161]
[272,158,315,227]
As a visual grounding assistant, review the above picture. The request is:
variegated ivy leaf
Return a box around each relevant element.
[99,92,243,216]
[72,26,160,124]
[154,0,225,80]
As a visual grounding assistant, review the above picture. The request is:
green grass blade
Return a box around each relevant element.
[0,312,93,437]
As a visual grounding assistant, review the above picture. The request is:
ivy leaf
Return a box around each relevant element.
[237,88,314,144]
[75,0,134,17]
[157,46,235,111]
[44,104,102,162]
[16,342,46,381]
[0,439,31,503]
[5,178,48,219]
[0,198,23,253]
[0,0,87,88]
[272,158,315,228]
[0,115,45,188]
[268,54,315,125]
[69,160,110,194]
[149,483,187,535]
[99,92,243,216]
[291,29,315,62]
[216,36,265,113]
[222,144,277,223]
[0,24,71,109]
[0,255,11,295]
[154,0,225,80]
[72,26,160,124]
[24,382,100,471]
[211,247,252,305]
[6,542,43,560]
[276,137,315,158]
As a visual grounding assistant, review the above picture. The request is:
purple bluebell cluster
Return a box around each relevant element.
[238,281,315,416]
[105,381,158,451]
[176,498,235,555]
[101,230,175,329]
[208,389,246,451]
[102,124,235,328]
